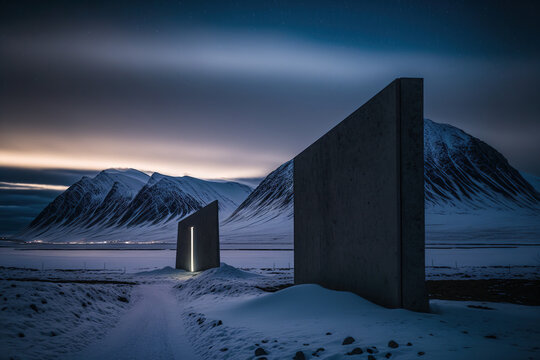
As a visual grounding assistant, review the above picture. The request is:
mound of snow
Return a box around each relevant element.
[187,279,540,360]
[176,263,263,300]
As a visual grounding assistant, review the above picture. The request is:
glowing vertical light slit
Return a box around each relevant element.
[190,226,194,272]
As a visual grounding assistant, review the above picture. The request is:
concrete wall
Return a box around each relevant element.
[176,200,220,272]
[294,78,427,311]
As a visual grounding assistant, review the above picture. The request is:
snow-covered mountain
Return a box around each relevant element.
[220,161,293,248]
[224,160,293,224]
[28,169,150,230]
[19,119,540,245]
[20,169,252,243]
[423,119,539,210]
[221,119,540,247]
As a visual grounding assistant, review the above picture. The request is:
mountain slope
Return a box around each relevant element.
[424,119,539,210]
[224,160,293,224]
[28,169,149,232]
[221,119,540,246]
[20,169,252,242]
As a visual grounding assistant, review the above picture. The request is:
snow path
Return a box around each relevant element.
[72,283,198,360]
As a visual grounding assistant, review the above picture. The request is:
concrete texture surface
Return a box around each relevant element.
[176,200,220,272]
[294,78,427,311]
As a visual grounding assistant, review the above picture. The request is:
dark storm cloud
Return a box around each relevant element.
[0,188,63,236]
[1,0,540,234]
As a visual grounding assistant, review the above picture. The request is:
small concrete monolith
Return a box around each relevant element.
[176,200,220,272]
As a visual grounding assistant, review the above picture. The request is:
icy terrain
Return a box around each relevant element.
[2,263,538,360]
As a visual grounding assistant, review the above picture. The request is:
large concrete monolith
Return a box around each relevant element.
[294,78,428,311]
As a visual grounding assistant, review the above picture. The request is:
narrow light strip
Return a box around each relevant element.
[190,226,194,272]
[0,181,68,191]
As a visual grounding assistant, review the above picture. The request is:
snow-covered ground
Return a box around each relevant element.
[72,283,198,360]
[179,265,540,360]
[1,261,539,360]
[1,246,539,359]
[0,267,136,360]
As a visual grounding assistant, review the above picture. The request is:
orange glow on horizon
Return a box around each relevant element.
[0,149,275,180]
[0,182,69,191]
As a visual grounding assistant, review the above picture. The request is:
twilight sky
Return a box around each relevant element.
[1,0,539,235]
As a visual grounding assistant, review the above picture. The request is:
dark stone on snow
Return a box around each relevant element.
[219,348,228,352]
[342,336,355,345]
[29,304,38,312]
[388,340,399,348]
[326,332,332,335]
[407,342,413,346]
[18,332,25,338]
[484,334,497,339]
[255,347,268,356]
[212,320,222,327]
[50,331,57,337]
[293,351,306,360]
[418,351,425,356]
[117,296,129,303]
[368,355,376,360]
[385,352,392,358]
[346,347,363,355]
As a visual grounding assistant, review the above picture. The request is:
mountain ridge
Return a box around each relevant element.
[20,168,252,242]
[19,119,540,244]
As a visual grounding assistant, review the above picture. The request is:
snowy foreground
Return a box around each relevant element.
[1,264,540,360]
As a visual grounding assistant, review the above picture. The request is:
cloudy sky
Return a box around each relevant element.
[1,0,539,235]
